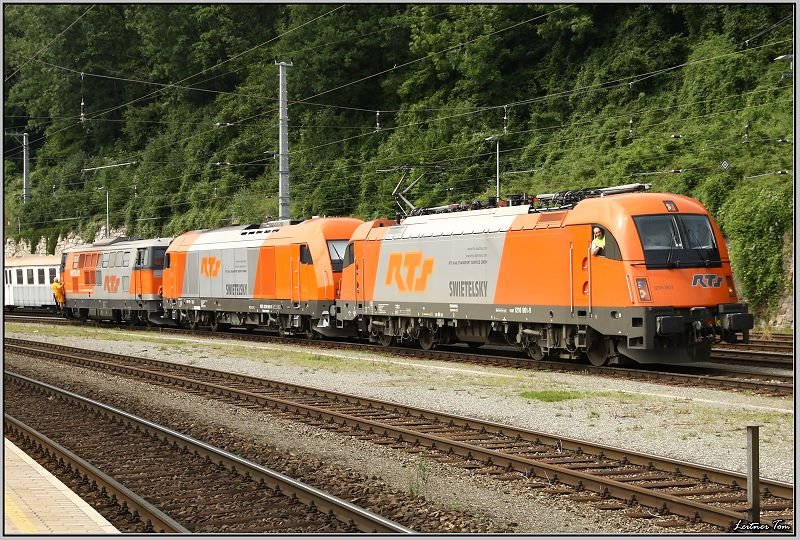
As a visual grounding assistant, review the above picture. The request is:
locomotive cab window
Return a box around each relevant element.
[152,248,166,269]
[299,244,313,265]
[122,251,131,267]
[633,214,721,269]
[327,240,348,273]
[135,248,148,268]
[591,225,622,261]
[342,243,355,269]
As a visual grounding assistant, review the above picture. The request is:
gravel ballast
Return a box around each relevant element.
[4,324,795,532]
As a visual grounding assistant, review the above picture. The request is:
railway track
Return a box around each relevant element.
[5,340,794,532]
[4,317,793,396]
[708,348,793,369]
[4,372,412,534]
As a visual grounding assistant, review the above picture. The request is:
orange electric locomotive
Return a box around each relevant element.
[57,183,752,367]
[161,218,362,334]
[336,184,753,365]
[60,237,171,323]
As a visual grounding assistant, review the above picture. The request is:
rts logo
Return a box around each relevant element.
[385,252,434,292]
[691,274,723,288]
[200,256,221,278]
[103,275,120,293]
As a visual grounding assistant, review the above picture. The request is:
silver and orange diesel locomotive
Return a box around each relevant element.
[160,218,363,333]
[59,184,753,366]
[61,237,171,324]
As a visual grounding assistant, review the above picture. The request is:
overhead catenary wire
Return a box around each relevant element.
[6,9,793,225]
[18,5,567,164]
[22,95,793,193]
[14,82,789,178]
[29,148,793,229]
[4,5,345,159]
[5,28,790,167]
[4,4,95,82]
[41,126,792,215]
[742,14,793,48]
[14,83,793,202]
[28,134,793,230]
[4,7,458,116]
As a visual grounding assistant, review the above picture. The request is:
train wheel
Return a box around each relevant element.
[467,342,483,350]
[377,333,393,347]
[187,317,199,331]
[526,342,544,361]
[418,329,435,351]
[209,316,220,332]
[586,337,612,367]
[210,320,230,332]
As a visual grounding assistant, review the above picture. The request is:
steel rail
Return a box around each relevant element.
[709,349,793,365]
[4,325,793,396]
[5,372,414,535]
[6,342,793,530]
[5,338,794,497]
[4,414,190,533]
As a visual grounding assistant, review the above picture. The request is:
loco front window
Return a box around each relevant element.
[633,214,721,269]
[681,215,717,250]
[327,240,348,273]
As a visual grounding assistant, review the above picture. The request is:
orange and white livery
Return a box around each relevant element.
[338,184,752,365]
[162,218,362,334]
[61,237,171,324]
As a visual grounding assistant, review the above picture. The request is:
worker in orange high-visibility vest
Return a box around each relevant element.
[51,278,65,312]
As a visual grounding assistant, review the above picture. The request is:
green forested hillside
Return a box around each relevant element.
[3,4,793,314]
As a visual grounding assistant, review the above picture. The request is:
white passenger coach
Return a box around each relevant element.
[4,255,61,310]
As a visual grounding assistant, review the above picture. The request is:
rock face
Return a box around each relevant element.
[763,229,794,330]
[4,227,127,258]
[4,226,795,330]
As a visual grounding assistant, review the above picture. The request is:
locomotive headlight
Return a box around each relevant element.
[635,278,652,302]
[725,275,737,297]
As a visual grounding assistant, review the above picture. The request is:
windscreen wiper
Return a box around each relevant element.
[665,246,678,269]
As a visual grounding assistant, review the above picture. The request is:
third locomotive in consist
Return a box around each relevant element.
[59,183,753,367]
